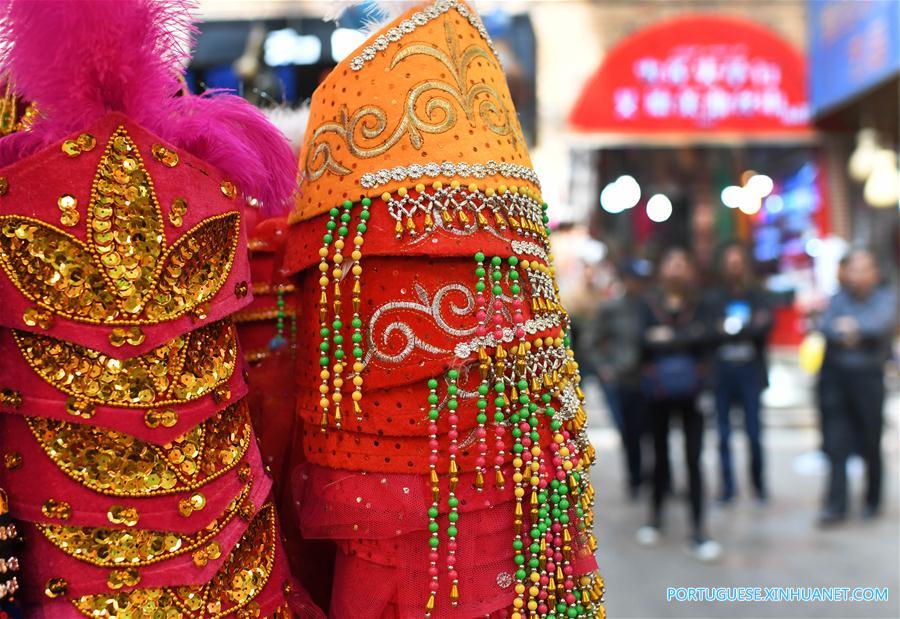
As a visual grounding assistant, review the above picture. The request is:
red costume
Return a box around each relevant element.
[283,2,605,617]
[0,1,321,616]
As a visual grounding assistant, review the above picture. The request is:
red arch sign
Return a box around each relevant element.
[569,15,811,135]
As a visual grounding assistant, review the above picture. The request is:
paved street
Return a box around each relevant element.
[584,371,900,619]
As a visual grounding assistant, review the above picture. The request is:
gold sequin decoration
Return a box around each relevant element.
[66,397,97,419]
[145,408,179,429]
[61,133,97,157]
[71,504,277,619]
[170,198,188,227]
[14,319,238,408]
[107,568,141,590]
[45,577,68,599]
[0,177,8,196]
[22,306,53,329]
[0,126,242,327]
[42,499,73,520]
[151,143,179,167]
[3,452,22,470]
[220,181,236,199]
[107,505,140,527]
[25,399,252,497]
[38,483,252,568]
[0,388,22,408]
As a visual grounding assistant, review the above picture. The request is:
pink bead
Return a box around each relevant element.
[551,523,561,533]
[476,310,487,321]
[428,438,438,448]
[539,575,549,586]
[493,299,504,310]
[565,593,576,605]
[556,470,566,480]
[429,566,439,577]
[476,457,486,467]
[476,428,487,438]
[554,552,563,563]
[515,327,525,338]
[429,551,439,562]
[538,604,549,614]
[476,294,485,305]
[428,455,438,465]
[428,424,438,434]
[546,561,556,572]
[563,565,574,576]
[495,426,506,436]
[538,479,548,489]
[448,570,458,581]
[429,581,440,592]
[512,298,522,308]
[448,415,458,425]
[494,455,505,466]
[493,314,504,324]
[494,329,504,339]
[447,554,456,565]
[448,430,458,440]
[447,541,457,551]
[476,326,487,336]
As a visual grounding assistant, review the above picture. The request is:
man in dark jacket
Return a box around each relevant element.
[818,248,896,524]
[591,260,651,499]
[706,243,773,504]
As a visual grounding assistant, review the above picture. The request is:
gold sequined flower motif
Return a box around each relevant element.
[13,319,238,408]
[25,399,252,497]
[0,126,241,332]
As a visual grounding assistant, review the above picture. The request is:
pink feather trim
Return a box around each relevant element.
[0,0,296,212]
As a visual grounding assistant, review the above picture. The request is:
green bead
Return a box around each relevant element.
[447,400,458,410]
[509,271,519,280]
[508,256,519,266]
[530,543,540,553]
[320,327,330,337]
[353,347,363,357]
[332,319,343,329]
[429,410,439,421]
[560,514,570,524]
[428,506,439,518]
[330,207,340,217]
[477,400,487,410]
[319,356,329,366]
[512,443,523,453]
[361,198,372,207]
[429,537,440,548]
[478,384,489,395]
[352,317,363,328]
[542,394,551,403]
[319,342,330,352]
[340,212,351,222]
[342,200,353,209]
[474,252,485,263]
[517,379,528,390]
[334,350,345,359]
[475,267,486,277]
[516,569,527,580]
[492,270,502,281]
[514,554,525,565]
[567,607,578,618]
[511,285,521,294]
[491,256,502,266]
[477,413,487,424]
[428,522,439,533]
[428,394,438,405]
[338,226,348,236]
[447,385,458,396]
[494,412,505,423]
[447,369,459,380]
[357,223,367,233]
[529,558,540,568]
[448,497,459,508]
[333,335,344,345]
[475,282,486,292]
[512,539,523,550]
[427,379,438,389]
[492,285,502,295]
[448,511,459,523]
[323,234,333,244]
[352,333,363,343]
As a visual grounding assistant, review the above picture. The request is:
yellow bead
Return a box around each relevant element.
[332,392,343,403]
[351,391,363,401]
[513,473,524,483]
[530,573,540,583]
[415,183,425,193]
[333,254,344,264]
[319,385,329,394]
[335,239,345,250]
[352,265,362,276]
[398,186,408,196]
[486,187,496,197]
[530,476,540,486]
[498,185,507,194]
[527,601,538,611]
[319,398,329,408]
[334,378,344,388]
[513,599,524,609]
[432,181,442,190]
[351,250,362,260]
[563,461,573,470]
[319,277,329,286]
[559,447,570,457]
[450,180,461,189]
[354,236,364,246]
[353,376,363,387]
[332,269,342,278]
[514,487,525,498]
[353,362,364,372]
[515,584,526,595]
[468,183,478,192]
[513,458,523,468]
[318,263,329,272]
[320,370,330,380]
[319,248,329,257]
[381,192,391,201]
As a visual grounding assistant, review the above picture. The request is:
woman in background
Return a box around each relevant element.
[636,248,720,561]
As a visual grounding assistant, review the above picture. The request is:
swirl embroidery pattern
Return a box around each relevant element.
[306,18,518,182]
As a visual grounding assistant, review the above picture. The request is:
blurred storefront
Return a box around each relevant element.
[807,0,899,276]
[565,12,822,345]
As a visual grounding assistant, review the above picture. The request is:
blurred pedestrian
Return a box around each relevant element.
[818,248,896,525]
[706,243,773,504]
[591,259,652,499]
[635,248,721,561]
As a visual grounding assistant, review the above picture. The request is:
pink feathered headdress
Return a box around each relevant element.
[0,0,296,212]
